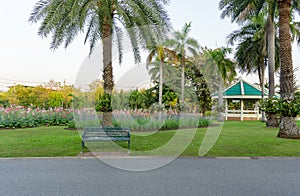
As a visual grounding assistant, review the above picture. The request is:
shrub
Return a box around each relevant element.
[261,98,300,117]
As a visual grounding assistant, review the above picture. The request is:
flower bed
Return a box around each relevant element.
[0,106,73,129]
[0,106,211,130]
[71,109,211,131]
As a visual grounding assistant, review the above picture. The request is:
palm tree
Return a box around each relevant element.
[219,0,300,127]
[148,61,180,87]
[227,11,280,125]
[220,0,300,135]
[219,0,279,126]
[29,0,170,126]
[227,13,267,87]
[277,0,300,138]
[146,43,177,119]
[204,47,236,121]
[166,22,200,109]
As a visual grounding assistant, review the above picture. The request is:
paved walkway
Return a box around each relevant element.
[1,157,299,196]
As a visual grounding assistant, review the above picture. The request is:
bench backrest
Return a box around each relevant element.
[83,127,130,140]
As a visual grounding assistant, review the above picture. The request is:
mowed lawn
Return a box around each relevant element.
[202,121,300,157]
[0,127,81,157]
[0,121,300,157]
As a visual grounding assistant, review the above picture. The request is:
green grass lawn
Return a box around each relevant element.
[0,126,81,157]
[0,121,300,157]
[201,121,300,157]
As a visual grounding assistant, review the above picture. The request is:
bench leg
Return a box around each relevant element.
[81,140,85,154]
[128,140,130,154]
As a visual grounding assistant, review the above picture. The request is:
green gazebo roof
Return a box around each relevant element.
[212,79,268,98]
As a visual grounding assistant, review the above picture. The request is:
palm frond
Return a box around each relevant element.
[29,0,50,23]
[113,25,124,65]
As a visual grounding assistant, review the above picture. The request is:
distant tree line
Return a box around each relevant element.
[0,82,73,109]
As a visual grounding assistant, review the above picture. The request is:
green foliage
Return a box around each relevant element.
[0,93,9,108]
[261,98,300,117]
[0,107,73,129]
[48,91,64,108]
[67,120,76,129]
[226,9,280,89]
[112,90,130,110]
[151,83,180,110]
[29,0,171,127]
[2,82,74,109]
[96,93,112,112]
[166,22,200,58]
[29,0,171,60]
[126,84,180,111]
[129,90,145,110]
[185,61,212,114]
[204,111,218,118]
[72,110,211,131]
[203,47,236,84]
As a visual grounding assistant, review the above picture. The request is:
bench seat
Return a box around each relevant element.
[81,127,130,153]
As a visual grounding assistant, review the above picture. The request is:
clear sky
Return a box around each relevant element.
[0,0,299,89]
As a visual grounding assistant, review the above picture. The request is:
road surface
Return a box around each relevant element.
[0,157,299,196]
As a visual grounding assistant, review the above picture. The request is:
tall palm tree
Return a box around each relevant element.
[277,0,300,138]
[219,0,279,126]
[227,13,267,87]
[166,22,200,109]
[146,43,177,119]
[220,2,275,81]
[29,0,171,126]
[219,0,300,127]
[227,11,280,125]
[204,47,236,121]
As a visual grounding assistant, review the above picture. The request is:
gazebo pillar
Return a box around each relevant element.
[225,99,228,120]
[241,99,244,121]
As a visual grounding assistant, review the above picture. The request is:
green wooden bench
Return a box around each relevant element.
[81,127,130,153]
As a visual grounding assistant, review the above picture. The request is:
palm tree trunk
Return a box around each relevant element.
[218,77,224,122]
[261,58,266,122]
[266,12,279,127]
[181,50,185,110]
[267,13,276,98]
[159,61,163,107]
[158,60,163,121]
[277,0,299,138]
[102,22,113,127]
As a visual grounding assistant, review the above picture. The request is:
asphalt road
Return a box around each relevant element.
[0,157,299,196]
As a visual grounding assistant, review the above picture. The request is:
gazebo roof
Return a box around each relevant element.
[212,79,267,99]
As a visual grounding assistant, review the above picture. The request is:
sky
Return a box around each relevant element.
[0,0,299,90]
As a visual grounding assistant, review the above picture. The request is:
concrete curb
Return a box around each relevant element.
[0,156,300,160]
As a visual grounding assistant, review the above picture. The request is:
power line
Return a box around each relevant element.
[0,77,73,86]
[0,77,44,84]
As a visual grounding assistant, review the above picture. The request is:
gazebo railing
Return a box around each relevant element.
[225,110,260,121]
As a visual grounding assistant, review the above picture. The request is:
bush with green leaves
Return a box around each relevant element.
[260,98,300,117]
[96,93,112,112]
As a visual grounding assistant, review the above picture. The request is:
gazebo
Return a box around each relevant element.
[212,79,267,121]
